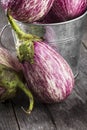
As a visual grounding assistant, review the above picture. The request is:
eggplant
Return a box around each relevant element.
[1,0,55,22]
[0,47,34,114]
[7,14,75,103]
[51,0,87,21]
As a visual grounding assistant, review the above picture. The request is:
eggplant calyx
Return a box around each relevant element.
[7,11,42,63]
[0,64,34,114]
[17,40,34,63]
[0,64,17,101]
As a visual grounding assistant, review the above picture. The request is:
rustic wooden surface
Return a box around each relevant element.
[0,4,87,130]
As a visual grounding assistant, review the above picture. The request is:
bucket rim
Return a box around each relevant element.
[20,10,87,26]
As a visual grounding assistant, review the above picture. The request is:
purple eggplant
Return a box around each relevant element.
[0,47,34,114]
[7,14,75,103]
[1,0,55,22]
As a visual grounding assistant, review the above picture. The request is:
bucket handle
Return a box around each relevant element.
[0,24,14,51]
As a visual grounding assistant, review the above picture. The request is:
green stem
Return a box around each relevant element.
[7,11,42,62]
[0,64,34,114]
[18,81,34,114]
[7,11,41,41]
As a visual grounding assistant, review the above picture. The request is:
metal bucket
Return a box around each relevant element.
[0,11,87,77]
[14,11,87,77]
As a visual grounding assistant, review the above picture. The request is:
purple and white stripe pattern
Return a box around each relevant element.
[0,47,23,72]
[22,41,74,103]
[1,0,55,22]
[51,0,87,21]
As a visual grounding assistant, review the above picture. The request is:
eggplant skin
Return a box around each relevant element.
[0,47,23,72]
[23,41,74,103]
[0,87,5,96]
[1,0,55,23]
[51,0,87,21]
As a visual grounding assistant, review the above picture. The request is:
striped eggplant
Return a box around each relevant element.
[0,47,22,100]
[0,47,34,113]
[51,0,87,21]
[1,0,55,23]
[39,0,87,23]
[0,47,22,72]
[7,14,75,103]
[22,41,74,103]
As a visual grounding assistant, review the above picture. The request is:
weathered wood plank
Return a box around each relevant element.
[46,45,87,130]
[12,91,55,130]
[0,101,19,130]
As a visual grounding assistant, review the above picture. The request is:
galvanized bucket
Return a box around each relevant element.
[0,11,87,78]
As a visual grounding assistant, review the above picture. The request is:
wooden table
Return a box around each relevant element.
[0,4,87,130]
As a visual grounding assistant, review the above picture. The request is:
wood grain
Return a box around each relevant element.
[0,101,19,130]
[12,90,55,130]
